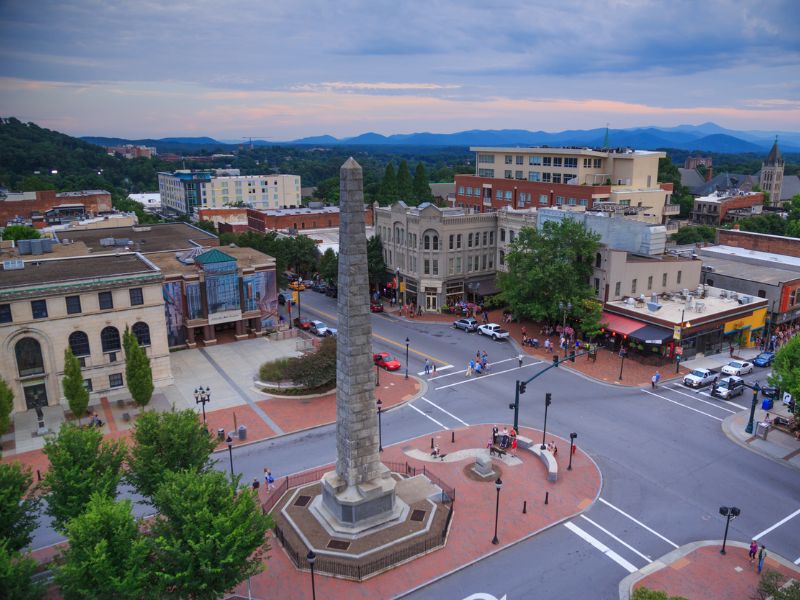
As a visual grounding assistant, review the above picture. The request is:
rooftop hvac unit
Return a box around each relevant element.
[682,288,689,297]
[625,297,635,306]
[646,302,662,312]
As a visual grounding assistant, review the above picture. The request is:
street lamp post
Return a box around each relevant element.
[193,386,211,423]
[491,477,502,545]
[225,435,234,480]
[405,337,410,380]
[540,393,552,450]
[377,399,383,452]
[618,347,626,381]
[745,385,761,434]
[376,362,380,387]
[559,301,572,358]
[307,550,317,600]
[718,506,741,555]
[568,432,577,470]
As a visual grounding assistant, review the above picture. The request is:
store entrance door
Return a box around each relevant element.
[425,289,438,312]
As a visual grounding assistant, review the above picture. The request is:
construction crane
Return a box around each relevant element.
[241,136,270,150]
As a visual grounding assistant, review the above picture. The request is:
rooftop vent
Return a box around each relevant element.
[3,259,24,270]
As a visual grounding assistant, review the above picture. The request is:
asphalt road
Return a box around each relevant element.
[30,290,800,600]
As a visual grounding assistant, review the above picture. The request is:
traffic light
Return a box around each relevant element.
[519,381,527,394]
[545,392,552,407]
[552,355,559,368]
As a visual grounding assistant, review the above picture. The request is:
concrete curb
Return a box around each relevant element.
[720,410,800,474]
[617,540,800,600]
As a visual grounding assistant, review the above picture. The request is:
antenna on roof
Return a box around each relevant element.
[602,123,610,149]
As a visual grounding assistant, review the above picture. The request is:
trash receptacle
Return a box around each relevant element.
[238,425,247,441]
[756,422,770,440]
[217,428,225,441]
[762,398,774,411]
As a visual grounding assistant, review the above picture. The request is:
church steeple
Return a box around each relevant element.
[765,136,783,166]
[760,136,784,206]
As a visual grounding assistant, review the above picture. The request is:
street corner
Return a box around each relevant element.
[620,541,800,600]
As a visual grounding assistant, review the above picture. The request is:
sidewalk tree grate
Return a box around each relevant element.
[410,509,426,522]
[293,495,311,507]
[326,539,351,551]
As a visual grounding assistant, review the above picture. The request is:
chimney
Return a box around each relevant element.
[705,166,713,182]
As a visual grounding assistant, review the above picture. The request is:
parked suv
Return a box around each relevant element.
[712,376,744,399]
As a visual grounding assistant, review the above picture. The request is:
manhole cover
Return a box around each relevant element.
[294,495,311,507]
[410,509,426,522]
[327,539,351,550]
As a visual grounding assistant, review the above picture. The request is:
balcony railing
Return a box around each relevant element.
[663,203,681,215]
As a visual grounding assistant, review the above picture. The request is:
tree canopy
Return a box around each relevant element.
[318,247,338,284]
[0,377,13,438]
[671,225,717,245]
[0,225,40,241]
[0,540,43,600]
[367,234,387,291]
[0,462,40,552]
[769,335,800,418]
[658,157,693,218]
[62,348,89,423]
[123,327,154,409]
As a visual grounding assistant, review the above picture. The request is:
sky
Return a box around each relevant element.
[0,0,799,140]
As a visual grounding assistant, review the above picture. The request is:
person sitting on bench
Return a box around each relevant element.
[89,413,103,427]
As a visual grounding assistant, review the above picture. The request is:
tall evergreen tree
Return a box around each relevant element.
[124,328,154,410]
[380,162,398,204]
[62,348,89,424]
[413,162,433,204]
[0,377,13,438]
[396,159,413,202]
[367,235,387,291]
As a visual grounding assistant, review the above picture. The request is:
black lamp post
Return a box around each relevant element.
[491,477,503,545]
[405,337,410,379]
[193,386,211,423]
[307,550,317,600]
[745,385,760,434]
[618,347,627,381]
[377,398,383,452]
[719,506,740,555]
[376,361,380,387]
[225,435,234,480]
[559,301,572,358]
[568,432,577,471]
[540,393,552,450]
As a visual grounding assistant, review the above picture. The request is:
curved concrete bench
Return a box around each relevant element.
[517,437,558,482]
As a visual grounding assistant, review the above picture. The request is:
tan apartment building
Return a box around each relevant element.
[200,174,301,211]
[594,248,702,302]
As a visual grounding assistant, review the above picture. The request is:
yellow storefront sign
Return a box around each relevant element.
[723,307,767,347]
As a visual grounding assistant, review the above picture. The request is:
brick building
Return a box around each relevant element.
[691,190,764,225]
[717,229,800,258]
[0,189,112,227]
[246,206,373,232]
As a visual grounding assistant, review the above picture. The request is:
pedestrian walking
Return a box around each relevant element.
[545,338,552,353]
[467,360,475,376]
[252,477,260,491]
[518,354,524,368]
[264,467,275,491]
[432,362,437,374]
[758,545,767,573]
[651,371,659,389]
[424,359,431,375]
[521,325,527,339]
[749,540,758,562]
[474,362,483,375]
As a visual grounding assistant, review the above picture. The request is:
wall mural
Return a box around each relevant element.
[162,281,186,347]
[243,270,278,328]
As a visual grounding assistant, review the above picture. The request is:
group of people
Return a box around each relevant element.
[252,467,275,492]
[749,540,768,573]
[491,425,517,453]
[757,324,800,352]
[466,350,490,376]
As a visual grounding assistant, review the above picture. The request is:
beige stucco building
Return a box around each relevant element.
[0,253,173,418]
[594,248,702,302]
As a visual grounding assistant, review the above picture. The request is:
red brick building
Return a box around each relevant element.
[718,229,800,258]
[692,191,764,225]
[454,175,605,211]
[0,189,112,227]
[246,206,373,232]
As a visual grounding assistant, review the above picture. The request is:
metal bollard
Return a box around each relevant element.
[451,431,455,444]
[545,491,549,505]
[37,469,42,481]
[523,500,527,514]
[431,437,434,449]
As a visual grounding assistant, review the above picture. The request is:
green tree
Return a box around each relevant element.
[0,377,13,438]
[367,234,387,291]
[285,234,320,276]
[497,220,601,323]
[658,157,693,217]
[380,162,398,204]
[284,336,337,390]
[737,213,787,235]
[753,569,800,600]
[769,335,800,418]
[318,247,338,284]
[55,494,152,600]
[1,225,40,242]
[396,159,413,202]
[62,348,89,424]
[126,409,216,501]
[0,462,40,552]
[576,299,607,341]
[150,470,273,599]
[413,162,433,205]
[312,176,340,204]
[632,588,688,600]
[671,225,717,245]
[0,540,43,600]
[123,327,154,410]
[41,424,126,533]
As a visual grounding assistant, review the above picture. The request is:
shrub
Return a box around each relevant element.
[259,338,337,390]
[259,358,292,382]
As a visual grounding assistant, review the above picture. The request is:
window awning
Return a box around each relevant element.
[630,323,674,345]
[602,311,643,336]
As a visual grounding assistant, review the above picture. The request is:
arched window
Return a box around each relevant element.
[16,338,44,377]
[68,331,90,357]
[101,326,121,353]
[595,252,602,268]
[132,322,151,347]
[432,236,439,251]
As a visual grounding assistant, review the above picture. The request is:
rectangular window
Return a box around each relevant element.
[478,168,495,177]
[504,170,512,179]
[515,170,523,179]
[424,259,430,275]
[516,155,524,165]
[529,156,542,166]
[455,256,462,273]
[129,288,144,306]
[66,295,82,315]
[432,260,438,275]
[553,157,563,167]
[594,158,602,168]
[500,229,506,242]
[466,186,473,196]
[556,196,564,205]
[579,199,588,206]
[631,279,637,294]
[458,186,465,195]
[615,282,621,296]
[456,234,462,249]
[528,171,541,182]
[98,291,113,310]
[468,233,473,248]
[0,304,11,323]
[504,191,513,200]
[542,173,551,183]
[647,276,653,290]
[482,254,487,270]
[539,194,549,205]
[489,231,494,244]
[478,154,494,164]
[449,235,454,250]
[568,197,576,206]
[594,278,600,293]
[584,158,592,168]
[448,257,454,275]
[552,174,562,184]
[31,299,48,319]
[496,189,503,199]
[677,270,682,284]
[84,378,93,392]
[564,157,578,168]
[662,273,668,287]
[109,373,124,388]
[543,157,552,166]
[504,155,513,164]
[474,256,480,271]
[483,231,488,245]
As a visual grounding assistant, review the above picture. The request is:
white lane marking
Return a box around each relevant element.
[420,396,470,426]
[417,365,454,376]
[667,387,737,414]
[428,356,523,381]
[407,402,449,430]
[669,383,749,410]
[435,361,543,390]
[462,594,507,600]
[564,521,638,573]
[753,507,800,541]
[640,389,724,422]
[580,515,653,562]
[794,555,800,565]
[599,497,679,549]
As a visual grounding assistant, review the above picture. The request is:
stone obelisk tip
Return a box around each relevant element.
[341,156,361,171]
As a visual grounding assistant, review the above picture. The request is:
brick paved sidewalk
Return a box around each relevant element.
[236,424,601,600]
[621,540,800,600]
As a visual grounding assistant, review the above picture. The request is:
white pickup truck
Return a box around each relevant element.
[683,368,717,388]
[477,323,510,340]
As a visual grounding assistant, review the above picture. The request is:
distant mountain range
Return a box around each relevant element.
[82,122,800,154]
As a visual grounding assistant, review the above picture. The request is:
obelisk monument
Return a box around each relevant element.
[318,158,400,532]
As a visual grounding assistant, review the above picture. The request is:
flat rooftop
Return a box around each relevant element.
[145,245,275,278]
[700,245,800,271]
[469,146,665,157]
[54,222,219,253]
[605,285,768,326]
[695,191,760,203]
[0,253,160,291]
[700,256,800,286]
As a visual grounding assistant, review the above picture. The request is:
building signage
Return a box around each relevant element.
[208,309,242,325]
[673,326,681,341]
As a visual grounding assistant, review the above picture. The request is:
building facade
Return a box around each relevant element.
[0,189,112,227]
[594,249,701,303]
[158,171,212,216]
[105,144,157,159]
[454,146,678,225]
[0,254,173,417]
[760,139,784,206]
[246,205,373,232]
[200,175,301,211]
[691,190,764,225]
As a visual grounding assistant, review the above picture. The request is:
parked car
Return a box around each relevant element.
[721,360,753,376]
[373,352,401,371]
[453,317,479,332]
[477,323,509,340]
[288,281,305,292]
[752,352,775,367]
[325,285,338,298]
[370,302,384,313]
[312,282,328,293]
[310,320,336,337]
[683,368,717,388]
[302,279,315,287]
[712,376,745,399]
[293,316,312,330]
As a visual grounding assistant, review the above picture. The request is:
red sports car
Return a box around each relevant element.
[373,352,401,371]
[293,316,312,330]
[370,302,384,313]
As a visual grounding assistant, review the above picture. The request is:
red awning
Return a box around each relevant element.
[602,311,643,336]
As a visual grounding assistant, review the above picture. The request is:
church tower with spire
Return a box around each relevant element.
[760,137,784,206]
